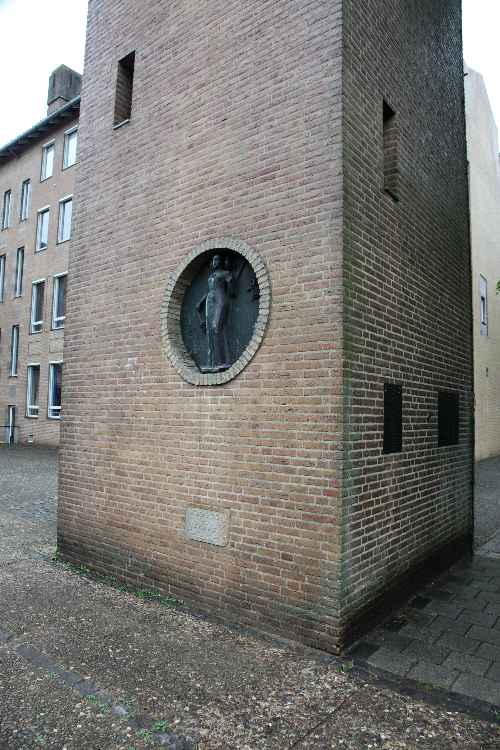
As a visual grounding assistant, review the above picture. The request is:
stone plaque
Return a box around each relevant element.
[185,507,229,547]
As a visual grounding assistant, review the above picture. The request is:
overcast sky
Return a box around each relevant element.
[0,0,499,148]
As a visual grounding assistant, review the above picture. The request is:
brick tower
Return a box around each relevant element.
[59,0,472,652]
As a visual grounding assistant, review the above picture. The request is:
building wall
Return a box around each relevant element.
[465,67,500,462]
[341,0,473,638]
[59,0,345,650]
[0,118,78,446]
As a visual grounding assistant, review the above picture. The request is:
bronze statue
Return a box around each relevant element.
[197,254,234,372]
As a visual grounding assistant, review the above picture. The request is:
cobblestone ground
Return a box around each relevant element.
[1,445,500,749]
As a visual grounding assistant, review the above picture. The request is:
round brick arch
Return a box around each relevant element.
[160,238,271,386]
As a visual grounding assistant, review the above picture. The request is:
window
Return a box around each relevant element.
[480,275,488,336]
[14,247,24,298]
[40,142,55,180]
[438,391,459,447]
[26,365,40,417]
[52,274,67,329]
[63,128,78,168]
[57,197,73,243]
[20,179,31,221]
[2,189,11,229]
[383,100,399,200]
[383,383,403,454]
[48,362,63,419]
[9,325,19,376]
[36,207,50,250]
[0,255,5,302]
[114,51,135,126]
[30,280,45,334]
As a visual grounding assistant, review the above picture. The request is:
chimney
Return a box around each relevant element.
[47,65,82,114]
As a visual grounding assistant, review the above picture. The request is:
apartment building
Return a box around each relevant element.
[465,66,500,462]
[0,65,80,446]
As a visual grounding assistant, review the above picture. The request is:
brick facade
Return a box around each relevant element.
[59,0,472,652]
[0,94,79,447]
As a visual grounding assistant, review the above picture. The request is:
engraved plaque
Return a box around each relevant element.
[185,507,229,547]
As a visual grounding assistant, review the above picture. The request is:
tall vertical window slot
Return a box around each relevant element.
[57,197,73,242]
[438,391,459,447]
[383,383,403,454]
[41,142,55,180]
[114,51,135,126]
[36,207,50,250]
[20,179,31,221]
[26,365,40,417]
[10,325,19,376]
[480,275,488,336]
[52,274,67,329]
[30,280,45,334]
[2,189,11,229]
[14,247,24,298]
[48,362,63,419]
[383,100,399,200]
[63,128,78,168]
[0,255,5,302]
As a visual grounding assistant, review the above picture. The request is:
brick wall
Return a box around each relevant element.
[341,0,473,639]
[59,0,345,649]
[0,116,78,446]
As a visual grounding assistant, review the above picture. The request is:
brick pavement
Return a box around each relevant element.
[349,457,500,708]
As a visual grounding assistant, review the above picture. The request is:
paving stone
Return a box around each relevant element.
[420,600,465,620]
[369,631,415,653]
[486,661,500,682]
[403,640,451,666]
[407,660,460,690]
[453,597,487,612]
[468,625,500,647]
[477,591,500,606]
[462,609,498,628]
[434,632,481,655]
[366,646,417,677]
[452,672,500,706]
[476,642,500,662]
[484,604,500,619]
[424,589,454,601]
[398,624,441,644]
[427,615,473,636]
[442,651,491,677]
[348,641,379,660]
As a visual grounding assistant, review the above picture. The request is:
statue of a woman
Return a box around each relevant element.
[197,255,234,372]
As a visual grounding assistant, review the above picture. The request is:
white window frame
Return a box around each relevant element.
[0,255,5,302]
[57,195,73,243]
[9,325,19,377]
[36,206,50,251]
[48,361,63,419]
[14,247,24,298]
[40,140,55,181]
[52,273,67,329]
[19,178,31,221]
[30,278,45,334]
[2,189,11,229]
[63,127,78,169]
[480,275,488,336]
[26,364,41,418]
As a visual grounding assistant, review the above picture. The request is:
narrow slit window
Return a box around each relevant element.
[383,383,403,454]
[10,325,19,376]
[52,274,67,329]
[63,128,78,168]
[30,280,45,334]
[383,100,399,200]
[14,247,24,298]
[41,142,55,180]
[26,365,40,417]
[20,179,31,221]
[36,208,50,251]
[48,362,63,419]
[57,197,73,243]
[0,255,5,302]
[2,189,12,229]
[438,391,459,447]
[114,51,135,126]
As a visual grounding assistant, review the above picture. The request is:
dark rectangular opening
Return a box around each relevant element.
[438,391,459,447]
[383,383,402,454]
[383,100,399,200]
[114,51,135,126]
